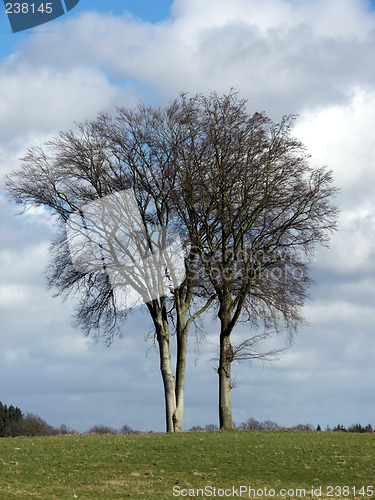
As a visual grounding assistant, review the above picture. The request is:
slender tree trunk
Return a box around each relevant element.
[173,329,188,432]
[150,302,178,434]
[218,332,234,429]
[150,298,190,433]
[156,326,177,433]
[218,287,234,430]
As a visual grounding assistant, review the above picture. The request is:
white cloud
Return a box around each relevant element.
[293,87,375,281]
[304,300,374,326]
[296,88,375,199]
[9,0,375,115]
[0,62,126,142]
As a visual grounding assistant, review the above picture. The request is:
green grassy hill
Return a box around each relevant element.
[1,431,374,499]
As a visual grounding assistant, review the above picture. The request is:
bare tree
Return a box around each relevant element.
[5,104,212,433]
[5,91,339,432]
[169,91,339,429]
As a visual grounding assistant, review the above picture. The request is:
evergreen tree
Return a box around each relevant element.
[0,402,23,437]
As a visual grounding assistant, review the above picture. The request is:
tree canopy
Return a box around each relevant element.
[5,91,339,431]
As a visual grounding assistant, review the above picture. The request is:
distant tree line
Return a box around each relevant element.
[0,402,140,437]
[188,418,375,433]
[325,423,374,433]
[1,403,373,436]
[86,424,138,435]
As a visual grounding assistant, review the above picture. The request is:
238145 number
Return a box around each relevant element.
[326,486,374,497]
[5,3,53,14]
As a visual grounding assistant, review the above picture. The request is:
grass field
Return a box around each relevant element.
[0,431,374,499]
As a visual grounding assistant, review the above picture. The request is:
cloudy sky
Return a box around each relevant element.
[1,0,375,433]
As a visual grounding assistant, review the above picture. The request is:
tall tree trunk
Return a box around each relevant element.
[156,327,177,433]
[218,288,234,430]
[150,298,190,433]
[151,301,178,434]
[173,329,188,432]
[218,332,234,429]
